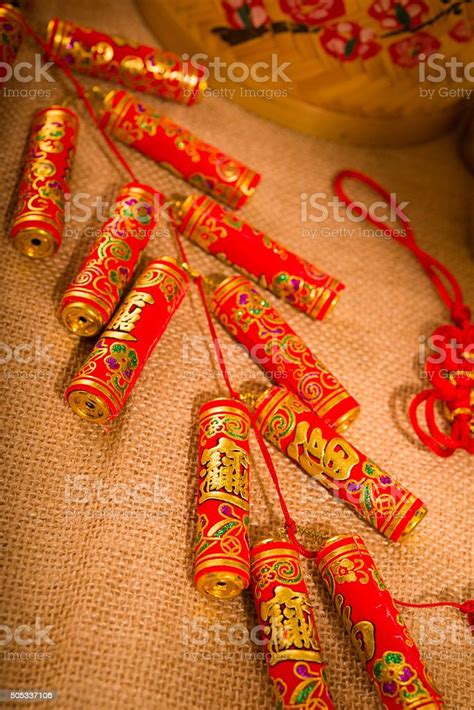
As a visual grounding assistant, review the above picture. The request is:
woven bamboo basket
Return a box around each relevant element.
[135,0,474,146]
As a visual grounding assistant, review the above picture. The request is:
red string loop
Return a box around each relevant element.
[394,598,474,636]
[334,169,473,457]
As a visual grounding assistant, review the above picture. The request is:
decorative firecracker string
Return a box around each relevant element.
[334,169,473,457]
[12,11,473,630]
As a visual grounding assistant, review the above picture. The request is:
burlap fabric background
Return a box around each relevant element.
[1,1,473,708]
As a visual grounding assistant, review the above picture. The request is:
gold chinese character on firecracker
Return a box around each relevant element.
[199,436,249,504]
[287,420,358,484]
[260,586,322,666]
[102,290,154,341]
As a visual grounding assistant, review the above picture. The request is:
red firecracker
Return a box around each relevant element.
[0,3,23,65]
[174,193,344,319]
[251,538,334,710]
[46,18,206,105]
[65,256,189,423]
[60,182,160,337]
[11,105,78,258]
[99,89,261,209]
[254,385,427,541]
[211,275,359,431]
[194,398,251,599]
[316,534,444,708]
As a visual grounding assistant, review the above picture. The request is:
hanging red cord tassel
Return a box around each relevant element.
[333,169,473,457]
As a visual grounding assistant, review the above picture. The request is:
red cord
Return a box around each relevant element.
[334,170,473,457]
[394,598,474,635]
[169,222,315,557]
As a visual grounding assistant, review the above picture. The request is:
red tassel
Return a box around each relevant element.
[460,600,474,635]
[333,169,473,457]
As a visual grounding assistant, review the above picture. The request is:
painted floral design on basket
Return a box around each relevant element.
[214,0,473,69]
[222,0,270,29]
[321,21,381,61]
[279,0,345,26]
[388,31,440,68]
[368,0,429,30]
[449,18,473,42]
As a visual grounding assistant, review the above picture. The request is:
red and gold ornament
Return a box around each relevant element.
[211,275,359,431]
[316,534,444,708]
[194,398,251,599]
[254,385,426,541]
[0,3,23,66]
[11,105,78,258]
[65,256,189,423]
[251,538,334,710]
[174,193,344,319]
[98,89,261,209]
[46,18,206,105]
[60,182,159,336]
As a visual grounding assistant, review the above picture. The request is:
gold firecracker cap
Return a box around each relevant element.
[0,4,23,20]
[332,405,360,433]
[66,390,111,424]
[13,227,59,258]
[60,302,105,337]
[397,504,428,542]
[196,571,246,600]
